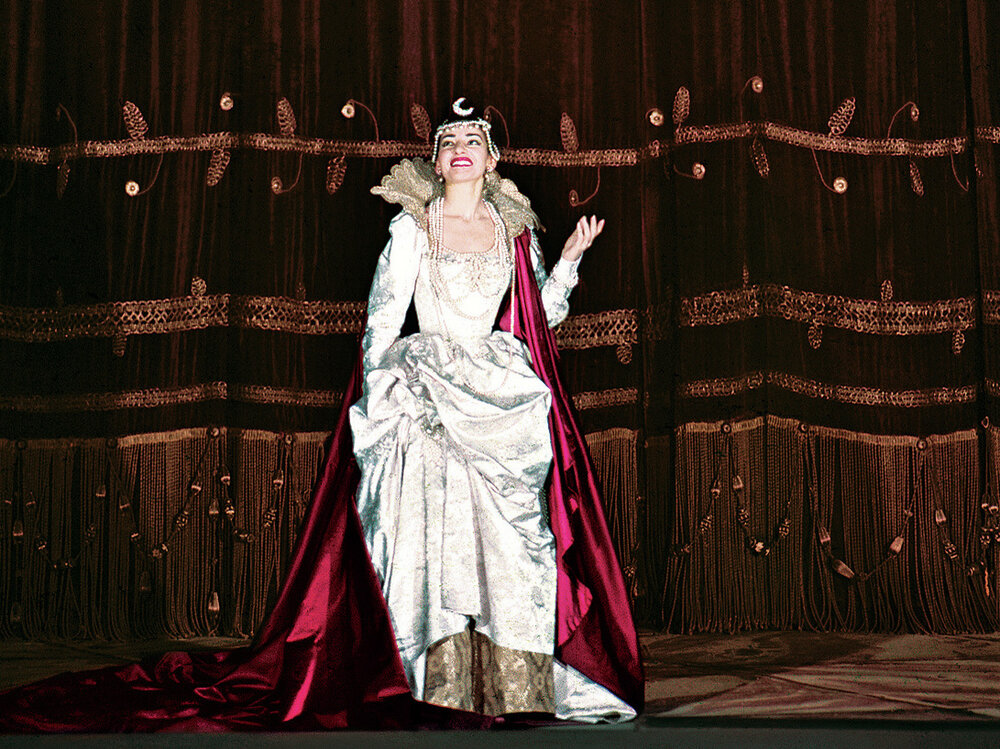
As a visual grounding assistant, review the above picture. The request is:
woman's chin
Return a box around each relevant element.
[444,171,486,186]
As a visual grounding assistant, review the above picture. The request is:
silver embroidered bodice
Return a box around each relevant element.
[415,201,512,339]
[361,205,580,377]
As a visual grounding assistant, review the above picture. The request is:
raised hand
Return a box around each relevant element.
[561,215,605,262]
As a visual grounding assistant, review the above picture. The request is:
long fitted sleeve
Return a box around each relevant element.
[361,212,423,377]
[529,231,580,328]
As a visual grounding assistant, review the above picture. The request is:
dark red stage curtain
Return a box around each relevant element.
[0,1,998,637]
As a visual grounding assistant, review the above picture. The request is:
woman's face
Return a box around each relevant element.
[434,124,496,185]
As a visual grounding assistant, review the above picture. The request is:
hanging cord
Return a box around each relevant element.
[7,445,26,629]
[813,439,919,589]
[803,430,846,629]
[29,449,101,638]
[106,428,217,604]
[661,424,727,625]
[979,420,1000,601]
[730,426,792,557]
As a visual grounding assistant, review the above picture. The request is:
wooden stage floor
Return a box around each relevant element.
[2,629,1000,746]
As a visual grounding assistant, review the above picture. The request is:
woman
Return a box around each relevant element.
[351,98,641,721]
[0,99,642,731]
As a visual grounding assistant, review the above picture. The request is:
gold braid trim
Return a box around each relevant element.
[572,387,639,410]
[762,123,965,157]
[0,382,228,412]
[3,285,987,348]
[229,384,344,407]
[501,146,642,167]
[680,287,761,327]
[4,119,996,166]
[4,137,652,167]
[0,144,50,164]
[0,295,229,340]
[14,427,331,449]
[554,308,638,362]
[0,296,366,341]
[680,372,766,398]
[3,381,640,413]
[1,135,429,163]
[230,297,365,335]
[0,295,627,352]
[678,414,977,447]
[555,309,638,348]
[677,415,767,435]
[680,370,976,407]
[0,382,345,412]
[982,290,1000,324]
[676,122,966,156]
[679,284,975,334]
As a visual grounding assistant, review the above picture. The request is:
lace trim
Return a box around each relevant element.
[679,284,975,335]
[680,370,976,407]
[371,158,541,240]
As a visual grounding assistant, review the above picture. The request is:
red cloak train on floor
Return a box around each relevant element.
[0,230,643,732]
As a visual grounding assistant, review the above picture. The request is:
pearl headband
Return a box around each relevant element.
[431,97,500,163]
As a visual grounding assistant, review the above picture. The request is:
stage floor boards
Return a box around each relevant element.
[2,630,1000,746]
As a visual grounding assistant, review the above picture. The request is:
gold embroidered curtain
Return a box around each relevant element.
[0,1,998,638]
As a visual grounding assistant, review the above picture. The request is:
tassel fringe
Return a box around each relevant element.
[0,428,326,639]
[585,429,640,598]
[659,416,998,633]
[3,419,997,638]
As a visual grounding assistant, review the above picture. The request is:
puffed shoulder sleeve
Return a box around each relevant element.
[528,229,581,328]
[361,211,423,376]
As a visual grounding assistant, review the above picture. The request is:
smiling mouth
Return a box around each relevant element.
[450,157,473,167]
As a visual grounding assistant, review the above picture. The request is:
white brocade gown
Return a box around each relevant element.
[349,207,634,722]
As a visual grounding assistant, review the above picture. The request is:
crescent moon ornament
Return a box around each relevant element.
[452,97,474,116]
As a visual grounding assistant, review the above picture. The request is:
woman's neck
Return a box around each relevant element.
[441,179,485,221]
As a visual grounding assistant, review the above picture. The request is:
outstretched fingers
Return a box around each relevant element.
[578,215,605,249]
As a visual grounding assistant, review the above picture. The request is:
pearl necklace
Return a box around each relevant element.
[427,198,512,322]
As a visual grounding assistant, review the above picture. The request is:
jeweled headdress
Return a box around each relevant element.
[431,97,500,163]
